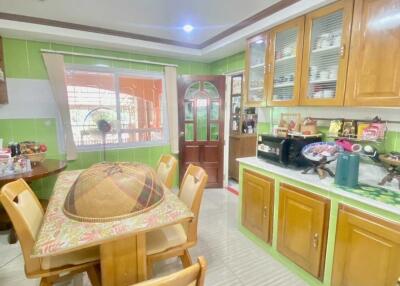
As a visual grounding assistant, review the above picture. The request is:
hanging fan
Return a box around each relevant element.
[82,107,118,161]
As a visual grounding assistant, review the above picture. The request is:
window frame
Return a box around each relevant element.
[65,64,169,152]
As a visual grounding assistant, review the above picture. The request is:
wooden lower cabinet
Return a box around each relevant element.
[332,205,400,286]
[242,170,274,244]
[277,184,330,280]
[228,134,257,181]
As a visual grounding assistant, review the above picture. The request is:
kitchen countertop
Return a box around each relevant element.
[238,157,400,216]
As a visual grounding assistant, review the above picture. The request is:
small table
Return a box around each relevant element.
[33,170,193,286]
[0,159,67,243]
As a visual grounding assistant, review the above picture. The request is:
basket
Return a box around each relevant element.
[23,152,46,163]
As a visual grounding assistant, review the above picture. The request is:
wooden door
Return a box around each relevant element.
[300,0,354,106]
[277,184,330,280]
[242,170,274,244]
[266,17,305,107]
[244,33,268,107]
[332,205,400,286]
[178,76,225,188]
[345,0,400,106]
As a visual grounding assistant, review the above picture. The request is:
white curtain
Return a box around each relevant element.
[42,53,78,160]
[164,66,179,154]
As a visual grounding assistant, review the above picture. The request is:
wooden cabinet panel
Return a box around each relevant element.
[244,33,268,107]
[228,135,257,181]
[332,205,400,286]
[242,170,274,244]
[345,0,400,106]
[277,184,330,280]
[266,17,305,107]
[300,0,354,106]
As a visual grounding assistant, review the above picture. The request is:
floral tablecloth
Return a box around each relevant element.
[32,170,193,257]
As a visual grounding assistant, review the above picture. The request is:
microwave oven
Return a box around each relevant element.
[257,135,321,167]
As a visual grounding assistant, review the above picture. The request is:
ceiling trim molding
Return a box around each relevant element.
[198,0,301,48]
[0,0,301,50]
[0,12,201,49]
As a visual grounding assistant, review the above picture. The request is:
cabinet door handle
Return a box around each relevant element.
[263,206,268,218]
[340,44,346,58]
[313,233,319,249]
[397,277,400,286]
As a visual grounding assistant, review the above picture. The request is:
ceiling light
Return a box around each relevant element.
[183,24,194,33]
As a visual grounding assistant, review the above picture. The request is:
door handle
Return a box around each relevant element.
[179,131,184,137]
[340,44,346,59]
[312,233,319,249]
[263,206,268,218]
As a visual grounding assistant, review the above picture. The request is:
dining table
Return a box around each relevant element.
[32,169,194,286]
[0,159,67,243]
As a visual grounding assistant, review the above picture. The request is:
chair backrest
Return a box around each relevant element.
[156,154,178,189]
[178,164,208,244]
[0,179,44,274]
[134,256,207,286]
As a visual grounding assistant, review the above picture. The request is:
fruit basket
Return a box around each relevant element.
[23,152,46,163]
[19,141,47,164]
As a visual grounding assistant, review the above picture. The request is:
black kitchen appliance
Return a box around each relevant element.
[257,134,321,168]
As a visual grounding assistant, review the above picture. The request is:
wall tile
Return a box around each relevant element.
[3,38,29,78]
[27,41,51,79]
[50,43,74,63]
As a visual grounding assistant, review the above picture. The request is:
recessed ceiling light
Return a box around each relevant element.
[183,24,194,33]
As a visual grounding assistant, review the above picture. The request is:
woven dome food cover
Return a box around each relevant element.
[63,162,165,222]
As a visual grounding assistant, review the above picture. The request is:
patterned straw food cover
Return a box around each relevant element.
[63,162,164,222]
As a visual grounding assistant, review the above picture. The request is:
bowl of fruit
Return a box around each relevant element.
[20,141,47,164]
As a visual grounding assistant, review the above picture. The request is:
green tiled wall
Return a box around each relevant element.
[3,38,212,79]
[1,38,212,198]
[210,52,245,75]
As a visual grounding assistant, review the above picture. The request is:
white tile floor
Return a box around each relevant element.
[0,189,306,285]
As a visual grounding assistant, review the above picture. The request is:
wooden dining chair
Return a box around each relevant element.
[0,178,101,286]
[134,256,207,286]
[156,154,178,189]
[146,164,208,277]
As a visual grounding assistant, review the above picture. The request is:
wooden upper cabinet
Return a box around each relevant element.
[332,205,400,286]
[266,17,305,106]
[345,0,400,106]
[244,33,268,107]
[277,184,330,280]
[242,170,274,244]
[300,0,354,106]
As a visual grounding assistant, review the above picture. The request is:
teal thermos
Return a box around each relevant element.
[335,152,359,188]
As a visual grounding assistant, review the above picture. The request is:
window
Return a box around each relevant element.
[65,67,167,149]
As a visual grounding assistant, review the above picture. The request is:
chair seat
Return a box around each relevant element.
[146,224,187,255]
[41,247,99,270]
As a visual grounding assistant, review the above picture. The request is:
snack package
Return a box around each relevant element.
[328,120,343,137]
[362,123,386,140]
[357,122,370,140]
[341,120,356,137]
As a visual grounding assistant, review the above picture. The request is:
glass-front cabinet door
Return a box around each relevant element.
[300,0,353,106]
[266,17,305,106]
[244,33,267,107]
